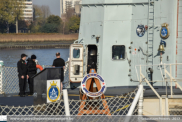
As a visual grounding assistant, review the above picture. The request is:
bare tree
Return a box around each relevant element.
[41,5,51,19]
[66,8,75,19]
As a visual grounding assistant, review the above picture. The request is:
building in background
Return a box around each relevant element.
[18,0,33,33]
[74,4,81,15]
[60,0,81,16]
[22,0,33,22]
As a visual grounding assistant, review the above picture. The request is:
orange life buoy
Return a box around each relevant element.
[36,65,43,71]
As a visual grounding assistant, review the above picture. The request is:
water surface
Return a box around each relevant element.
[0,48,69,67]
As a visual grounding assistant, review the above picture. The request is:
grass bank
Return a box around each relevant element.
[0,33,78,42]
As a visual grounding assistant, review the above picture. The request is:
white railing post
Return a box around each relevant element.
[0,60,3,94]
[63,89,70,116]
[138,85,143,115]
[170,64,173,97]
[127,84,143,115]
[140,65,141,83]
[165,98,169,116]
[125,84,143,122]
[159,98,163,116]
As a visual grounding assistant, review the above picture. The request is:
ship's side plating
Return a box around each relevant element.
[69,0,180,88]
[177,0,182,83]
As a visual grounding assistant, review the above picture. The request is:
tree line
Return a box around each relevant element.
[0,0,25,33]
[30,5,80,34]
[0,1,80,34]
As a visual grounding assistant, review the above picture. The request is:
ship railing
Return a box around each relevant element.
[0,61,141,116]
[0,88,139,116]
[0,61,70,94]
[135,63,182,115]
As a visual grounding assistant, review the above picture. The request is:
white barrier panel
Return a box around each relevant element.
[63,89,70,116]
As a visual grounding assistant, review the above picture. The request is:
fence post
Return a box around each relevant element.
[63,89,70,116]
[138,85,143,115]
[0,60,4,94]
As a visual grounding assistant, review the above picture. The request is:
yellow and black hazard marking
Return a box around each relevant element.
[111,104,131,114]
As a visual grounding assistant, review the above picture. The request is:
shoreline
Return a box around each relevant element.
[0,33,77,49]
[0,33,78,42]
[0,44,71,49]
[0,40,74,49]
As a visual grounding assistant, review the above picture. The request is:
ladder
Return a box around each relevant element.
[147,0,155,65]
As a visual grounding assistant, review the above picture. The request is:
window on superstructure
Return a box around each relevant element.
[73,48,80,58]
[112,45,125,60]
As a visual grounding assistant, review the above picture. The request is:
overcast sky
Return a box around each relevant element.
[33,0,60,17]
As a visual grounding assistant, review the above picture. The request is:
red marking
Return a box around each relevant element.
[176,0,179,78]
[135,48,137,51]
[177,0,179,38]
[145,25,148,31]
[82,84,85,87]
[102,83,105,85]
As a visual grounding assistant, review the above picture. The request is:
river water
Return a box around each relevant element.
[0,48,69,67]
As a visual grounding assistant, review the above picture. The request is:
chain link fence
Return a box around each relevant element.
[0,61,140,116]
[0,88,139,116]
[169,100,182,115]
[169,107,182,115]
[0,61,69,94]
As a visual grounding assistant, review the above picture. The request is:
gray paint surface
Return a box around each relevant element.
[71,0,181,88]
[177,0,182,86]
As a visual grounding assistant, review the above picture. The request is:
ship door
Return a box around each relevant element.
[86,45,97,73]
[69,44,83,83]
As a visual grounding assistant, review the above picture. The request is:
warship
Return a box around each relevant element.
[0,0,182,117]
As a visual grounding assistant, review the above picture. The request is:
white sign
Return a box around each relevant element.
[0,115,7,121]
[47,79,60,103]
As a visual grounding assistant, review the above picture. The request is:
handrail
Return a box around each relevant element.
[127,84,143,116]
[134,63,182,116]
[135,63,182,96]
[135,63,182,67]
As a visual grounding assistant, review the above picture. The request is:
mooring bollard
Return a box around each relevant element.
[0,60,4,94]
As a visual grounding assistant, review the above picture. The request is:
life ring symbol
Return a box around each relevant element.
[81,73,106,97]
[36,65,43,71]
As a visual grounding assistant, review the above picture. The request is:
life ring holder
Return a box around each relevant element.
[81,73,106,98]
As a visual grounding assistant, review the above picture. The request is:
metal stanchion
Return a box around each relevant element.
[63,89,70,116]
[0,60,4,94]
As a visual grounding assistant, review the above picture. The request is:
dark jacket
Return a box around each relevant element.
[17,59,28,76]
[27,58,37,75]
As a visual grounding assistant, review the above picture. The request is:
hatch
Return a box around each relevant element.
[69,44,84,83]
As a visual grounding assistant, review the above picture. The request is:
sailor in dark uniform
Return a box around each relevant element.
[17,54,28,97]
[52,52,65,91]
[27,55,37,95]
